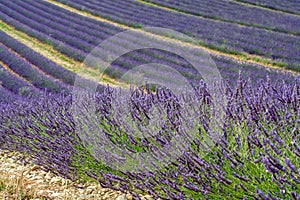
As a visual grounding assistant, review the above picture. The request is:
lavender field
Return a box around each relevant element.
[0,0,299,199]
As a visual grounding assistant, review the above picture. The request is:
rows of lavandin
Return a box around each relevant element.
[0,7,85,60]
[0,30,76,85]
[0,64,39,96]
[0,0,125,55]
[52,0,300,70]
[236,0,300,15]
[0,0,297,89]
[1,2,96,53]
[1,0,197,83]
[0,0,123,62]
[0,16,84,61]
[18,0,121,37]
[0,85,23,103]
[24,0,300,84]
[0,77,299,199]
[142,0,300,35]
[0,43,68,93]
[1,0,298,82]
[109,48,298,87]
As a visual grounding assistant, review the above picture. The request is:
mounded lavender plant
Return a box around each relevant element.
[0,76,299,199]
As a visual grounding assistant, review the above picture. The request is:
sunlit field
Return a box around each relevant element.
[0,0,299,199]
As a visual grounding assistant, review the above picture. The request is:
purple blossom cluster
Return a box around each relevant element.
[0,94,78,179]
[143,0,300,35]
[0,77,299,199]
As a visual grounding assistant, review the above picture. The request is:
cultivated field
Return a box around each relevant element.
[0,0,299,199]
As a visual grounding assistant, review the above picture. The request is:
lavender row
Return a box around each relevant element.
[110,48,299,86]
[52,0,300,70]
[1,0,299,77]
[0,43,68,93]
[0,30,76,85]
[0,64,38,96]
[143,0,300,35]
[20,0,122,37]
[236,0,300,15]
[1,0,298,85]
[0,13,85,61]
[2,0,122,46]
[0,0,205,82]
[0,0,298,84]
[0,5,91,56]
[0,2,103,53]
[0,0,124,62]
[0,86,21,103]
[0,78,299,199]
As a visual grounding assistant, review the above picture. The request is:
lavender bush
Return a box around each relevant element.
[0,1,299,198]
[0,76,299,199]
